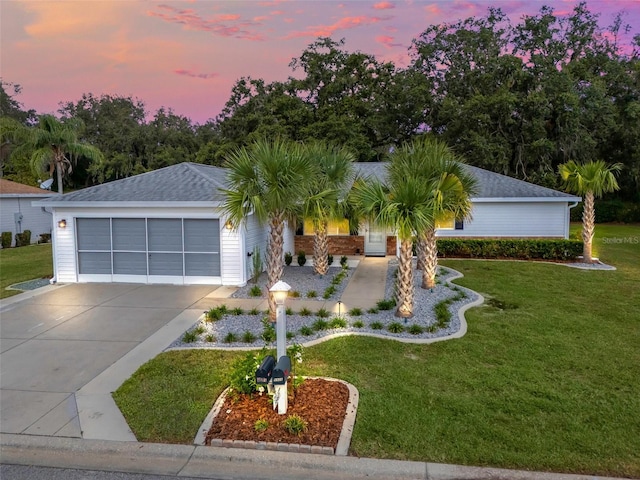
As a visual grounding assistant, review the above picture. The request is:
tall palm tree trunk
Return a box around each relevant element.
[313,220,329,276]
[395,239,414,318]
[582,190,595,263]
[267,212,285,320]
[416,232,426,271]
[421,227,438,289]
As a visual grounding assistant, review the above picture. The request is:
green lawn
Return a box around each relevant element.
[113,224,640,477]
[0,243,53,299]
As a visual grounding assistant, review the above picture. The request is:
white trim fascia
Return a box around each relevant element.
[471,196,581,203]
[32,200,222,208]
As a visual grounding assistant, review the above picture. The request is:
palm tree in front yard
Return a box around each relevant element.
[558,160,622,263]
[222,138,311,319]
[389,137,477,289]
[302,141,355,276]
[351,171,433,318]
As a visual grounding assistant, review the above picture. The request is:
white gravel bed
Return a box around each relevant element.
[167,261,479,349]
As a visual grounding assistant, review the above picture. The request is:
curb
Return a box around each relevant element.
[0,434,627,480]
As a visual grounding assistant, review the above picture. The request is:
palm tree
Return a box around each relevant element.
[18,115,103,194]
[558,160,622,263]
[389,137,477,289]
[302,141,355,276]
[351,168,433,318]
[222,138,311,319]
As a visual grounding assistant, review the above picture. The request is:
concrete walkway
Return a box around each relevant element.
[339,257,388,310]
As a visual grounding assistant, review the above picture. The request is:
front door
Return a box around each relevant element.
[364,223,386,256]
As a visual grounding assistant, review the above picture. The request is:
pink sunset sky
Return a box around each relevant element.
[1,0,638,124]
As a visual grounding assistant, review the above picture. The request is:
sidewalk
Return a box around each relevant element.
[339,256,388,310]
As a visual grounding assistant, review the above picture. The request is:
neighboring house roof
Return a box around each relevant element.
[0,178,58,197]
[37,163,228,206]
[353,162,580,203]
[37,161,579,208]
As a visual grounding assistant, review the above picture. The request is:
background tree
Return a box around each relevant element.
[302,141,355,276]
[11,114,103,193]
[221,138,311,318]
[559,160,622,262]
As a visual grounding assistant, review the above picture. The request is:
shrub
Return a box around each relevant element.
[289,290,301,298]
[286,331,295,340]
[376,299,396,311]
[249,307,260,315]
[261,318,276,342]
[242,331,257,343]
[283,414,307,436]
[367,307,379,314]
[299,325,313,336]
[434,301,452,328]
[182,330,198,343]
[370,321,384,330]
[249,285,262,297]
[205,307,223,322]
[38,233,51,244]
[229,351,263,395]
[284,251,293,266]
[251,246,262,283]
[388,322,405,333]
[348,307,362,316]
[285,307,293,315]
[306,290,317,298]
[224,332,238,343]
[352,320,364,328]
[205,334,216,343]
[327,254,334,265]
[316,308,330,318]
[297,250,306,266]
[231,307,244,316]
[408,324,424,335]
[254,419,269,432]
[299,307,312,316]
[1,232,11,248]
[15,230,31,247]
[322,285,336,299]
[312,319,329,331]
[340,255,348,267]
[329,317,347,329]
[436,238,582,261]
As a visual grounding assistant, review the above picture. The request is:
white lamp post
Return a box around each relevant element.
[269,280,291,414]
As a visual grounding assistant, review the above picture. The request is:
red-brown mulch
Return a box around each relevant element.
[204,378,349,448]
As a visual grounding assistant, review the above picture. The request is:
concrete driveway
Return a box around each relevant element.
[0,283,218,439]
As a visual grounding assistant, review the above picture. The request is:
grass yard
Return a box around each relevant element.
[113,224,640,477]
[0,243,53,299]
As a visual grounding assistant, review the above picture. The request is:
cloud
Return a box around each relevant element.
[424,4,442,16]
[21,2,122,38]
[174,69,218,80]
[376,35,403,48]
[373,2,395,10]
[148,4,264,41]
[285,15,390,38]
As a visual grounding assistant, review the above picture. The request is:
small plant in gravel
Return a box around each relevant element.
[306,290,317,298]
[329,316,347,329]
[249,285,262,297]
[348,307,362,316]
[182,329,199,343]
[205,307,224,322]
[285,307,294,315]
[352,320,364,328]
[254,419,269,432]
[242,331,257,343]
[231,307,244,316]
[205,334,216,343]
[217,305,228,314]
[283,414,307,436]
[284,251,293,266]
[299,325,313,336]
[322,285,336,299]
[367,307,379,314]
[299,307,312,316]
[340,255,348,268]
[316,308,330,318]
[224,332,238,343]
[249,307,260,315]
[434,301,452,328]
[408,324,424,335]
[261,318,276,343]
[388,322,405,333]
[286,331,295,340]
[312,319,329,331]
[376,299,396,311]
[370,321,384,330]
[297,251,307,266]
[289,290,301,298]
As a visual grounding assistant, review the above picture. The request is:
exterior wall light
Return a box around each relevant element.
[224,220,233,230]
[58,219,67,228]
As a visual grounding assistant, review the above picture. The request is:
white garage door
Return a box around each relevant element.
[76,218,221,284]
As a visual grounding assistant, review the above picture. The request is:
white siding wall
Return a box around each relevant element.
[244,214,268,281]
[282,220,295,259]
[438,202,570,238]
[220,224,243,285]
[52,210,77,282]
[0,196,55,246]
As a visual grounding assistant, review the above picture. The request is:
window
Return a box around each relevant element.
[303,218,350,236]
[435,212,455,230]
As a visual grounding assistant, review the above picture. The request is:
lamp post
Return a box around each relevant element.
[269,280,291,414]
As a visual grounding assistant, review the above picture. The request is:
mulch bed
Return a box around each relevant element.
[204,378,349,448]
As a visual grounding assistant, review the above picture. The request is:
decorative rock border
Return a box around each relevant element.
[194,377,359,456]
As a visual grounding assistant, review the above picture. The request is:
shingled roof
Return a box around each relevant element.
[353,162,579,201]
[0,178,58,196]
[39,161,578,206]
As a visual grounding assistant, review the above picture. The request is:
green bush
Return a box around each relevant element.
[376,299,396,311]
[228,351,263,395]
[570,199,640,223]
[223,332,238,343]
[249,285,262,297]
[283,414,307,435]
[1,231,11,248]
[284,251,293,266]
[329,317,347,329]
[242,331,257,343]
[316,308,330,318]
[408,324,424,335]
[312,319,329,331]
[299,307,312,316]
[352,320,364,328]
[349,307,362,316]
[388,322,405,333]
[327,254,334,265]
[306,290,317,298]
[299,325,313,336]
[436,238,583,261]
[38,233,51,244]
[370,321,384,330]
[340,255,348,267]
[15,230,31,247]
[261,318,276,342]
[297,250,306,266]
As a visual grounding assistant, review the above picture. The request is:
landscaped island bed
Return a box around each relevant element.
[113,224,640,478]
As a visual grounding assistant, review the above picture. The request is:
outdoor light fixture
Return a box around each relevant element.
[224,220,233,230]
[58,219,67,229]
[270,280,291,305]
[337,301,342,316]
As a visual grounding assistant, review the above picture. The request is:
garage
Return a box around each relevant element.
[76,217,220,284]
